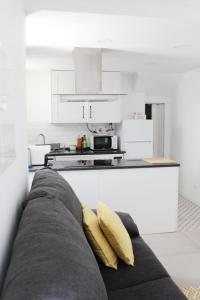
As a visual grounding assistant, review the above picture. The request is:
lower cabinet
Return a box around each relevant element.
[58,167,179,234]
[51,97,121,123]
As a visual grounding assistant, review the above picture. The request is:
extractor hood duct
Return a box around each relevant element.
[73,47,102,94]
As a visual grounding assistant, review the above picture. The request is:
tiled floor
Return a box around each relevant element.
[142,196,200,288]
[178,196,200,231]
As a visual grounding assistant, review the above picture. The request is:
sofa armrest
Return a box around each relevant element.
[116,211,140,238]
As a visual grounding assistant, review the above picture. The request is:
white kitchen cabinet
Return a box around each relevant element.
[59,171,100,204]
[52,97,87,123]
[87,100,121,123]
[56,166,179,234]
[51,97,121,123]
[51,70,75,94]
[101,71,121,94]
[51,70,121,95]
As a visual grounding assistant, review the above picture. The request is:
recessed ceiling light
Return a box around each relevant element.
[173,44,191,49]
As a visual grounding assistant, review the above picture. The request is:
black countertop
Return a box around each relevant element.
[29,159,180,173]
[46,149,126,156]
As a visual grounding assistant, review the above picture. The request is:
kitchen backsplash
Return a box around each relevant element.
[27,122,116,147]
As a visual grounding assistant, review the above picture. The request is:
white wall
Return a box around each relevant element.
[0,0,26,287]
[26,50,178,157]
[171,68,200,206]
[120,72,179,157]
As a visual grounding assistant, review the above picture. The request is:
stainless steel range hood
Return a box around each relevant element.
[73,47,102,94]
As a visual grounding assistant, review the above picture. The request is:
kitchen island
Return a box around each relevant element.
[29,159,180,234]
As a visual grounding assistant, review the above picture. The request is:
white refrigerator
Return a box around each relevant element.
[120,120,153,159]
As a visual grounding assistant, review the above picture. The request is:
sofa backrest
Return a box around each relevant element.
[27,169,83,225]
[1,183,108,299]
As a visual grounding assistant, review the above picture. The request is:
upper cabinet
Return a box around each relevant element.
[51,70,123,95]
[51,70,123,124]
[87,100,120,123]
[51,98,121,124]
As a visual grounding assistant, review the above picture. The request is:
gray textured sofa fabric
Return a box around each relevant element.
[1,169,186,300]
[27,169,83,224]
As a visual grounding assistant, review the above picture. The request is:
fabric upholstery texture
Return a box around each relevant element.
[1,169,186,300]
[82,203,118,269]
[27,168,83,224]
[1,170,108,300]
[108,277,186,300]
[98,236,168,291]
[99,237,186,299]
[97,201,134,266]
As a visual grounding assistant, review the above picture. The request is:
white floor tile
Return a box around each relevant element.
[159,253,200,287]
[141,197,200,287]
[183,231,200,249]
[142,232,200,257]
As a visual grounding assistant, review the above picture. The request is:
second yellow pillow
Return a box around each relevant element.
[81,203,118,269]
[97,201,134,266]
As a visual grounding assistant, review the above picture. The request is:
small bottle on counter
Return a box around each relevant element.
[76,135,82,151]
[82,135,88,151]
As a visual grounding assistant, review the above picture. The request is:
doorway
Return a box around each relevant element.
[145,103,165,157]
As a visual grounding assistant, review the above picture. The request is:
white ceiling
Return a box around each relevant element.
[26,10,200,73]
[24,0,200,20]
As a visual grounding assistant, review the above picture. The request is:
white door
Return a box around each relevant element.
[52,99,87,123]
[124,141,153,159]
[152,104,165,157]
[87,100,121,123]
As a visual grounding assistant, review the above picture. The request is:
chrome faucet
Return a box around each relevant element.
[38,133,46,145]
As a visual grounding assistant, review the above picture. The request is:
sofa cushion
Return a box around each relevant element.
[1,198,108,300]
[97,202,134,266]
[82,203,118,269]
[27,168,83,224]
[108,277,186,300]
[116,212,139,238]
[98,236,168,292]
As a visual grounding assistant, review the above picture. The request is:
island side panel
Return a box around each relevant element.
[59,166,179,234]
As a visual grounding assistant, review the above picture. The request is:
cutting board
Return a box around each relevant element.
[143,157,177,164]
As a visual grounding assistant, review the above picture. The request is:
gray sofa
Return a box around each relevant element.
[0,169,186,300]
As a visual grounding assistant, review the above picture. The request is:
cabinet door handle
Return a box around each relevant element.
[89,105,92,119]
[82,105,85,119]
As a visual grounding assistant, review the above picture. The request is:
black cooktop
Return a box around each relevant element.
[48,149,125,156]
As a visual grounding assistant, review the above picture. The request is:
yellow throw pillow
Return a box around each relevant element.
[81,203,118,269]
[97,202,134,266]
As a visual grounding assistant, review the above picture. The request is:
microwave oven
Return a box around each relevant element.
[90,135,118,151]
